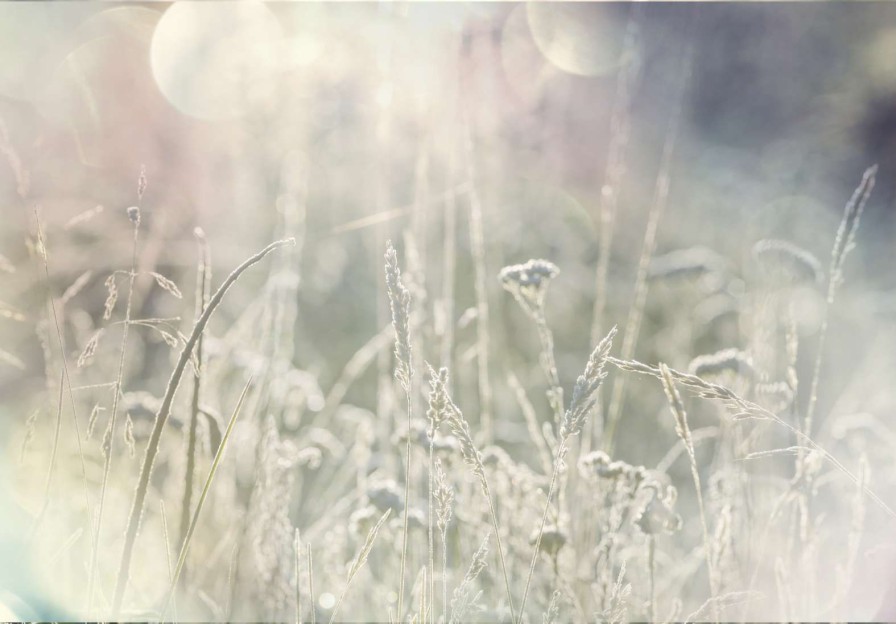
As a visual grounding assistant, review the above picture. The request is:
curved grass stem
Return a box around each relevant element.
[112,238,294,614]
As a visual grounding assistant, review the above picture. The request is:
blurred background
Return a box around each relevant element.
[2,1,896,620]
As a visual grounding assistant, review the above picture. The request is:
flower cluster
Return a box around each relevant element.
[498,259,560,318]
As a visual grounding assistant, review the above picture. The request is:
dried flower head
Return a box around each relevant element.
[634,481,682,535]
[499,259,560,318]
[366,480,404,514]
[752,239,823,286]
[579,450,614,479]
[529,525,567,557]
[127,205,141,226]
[349,505,379,538]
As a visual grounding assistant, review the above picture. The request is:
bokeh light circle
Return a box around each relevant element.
[150,1,283,121]
[525,3,623,77]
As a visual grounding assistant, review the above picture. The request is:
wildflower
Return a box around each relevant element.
[127,205,141,226]
[634,482,682,535]
[367,480,404,514]
[530,525,567,557]
[578,450,613,479]
[499,259,560,318]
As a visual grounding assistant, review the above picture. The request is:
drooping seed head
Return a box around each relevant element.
[752,239,823,287]
[688,348,756,382]
[648,246,727,281]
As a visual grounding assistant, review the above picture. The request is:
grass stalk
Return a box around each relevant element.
[804,165,876,437]
[327,509,391,624]
[161,377,253,617]
[647,535,656,623]
[603,15,697,455]
[308,544,316,624]
[31,372,65,539]
[659,363,718,621]
[295,529,302,624]
[32,211,91,514]
[178,229,210,577]
[519,328,617,623]
[112,238,294,613]
[463,117,493,444]
[87,212,141,615]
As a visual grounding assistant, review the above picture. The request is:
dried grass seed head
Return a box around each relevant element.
[659,362,691,448]
[384,241,412,390]
[434,458,454,532]
[634,480,682,535]
[529,525,567,556]
[425,363,450,432]
[561,325,617,439]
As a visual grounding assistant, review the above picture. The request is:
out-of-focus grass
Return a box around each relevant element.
[2,2,896,622]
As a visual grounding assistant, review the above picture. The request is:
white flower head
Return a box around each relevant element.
[499,259,560,318]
